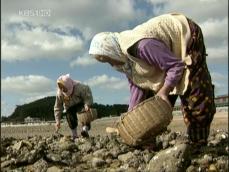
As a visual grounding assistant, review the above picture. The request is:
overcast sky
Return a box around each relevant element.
[1,0,228,117]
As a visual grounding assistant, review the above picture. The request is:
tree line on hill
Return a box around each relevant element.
[1,96,128,123]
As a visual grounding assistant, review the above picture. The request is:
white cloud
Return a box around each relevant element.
[211,72,228,95]
[201,18,228,48]
[201,18,228,39]
[1,0,228,112]
[1,101,15,117]
[1,0,138,62]
[2,75,54,95]
[2,0,136,36]
[2,25,83,62]
[21,91,55,104]
[145,0,228,65]
[70,54,97,67]
[211,72,228,82]
[207,45,228,62]
[146,0,227,22]
[85,74,128,90]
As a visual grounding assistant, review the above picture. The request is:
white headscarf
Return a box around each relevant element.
[89,32,132,76]
[89,32,125,63]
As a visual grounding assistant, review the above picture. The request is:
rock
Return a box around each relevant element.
[46,153,62,162]
[110,159,121,168]
[169,140,176,146]
[1,159,15,168]
[22,140,33,148]
[118,152,134,163]
[12,140,33,153]
[186,165,196,172]
[15,152,31,165]
[82,153,93,162]
[61,150,71,159]
[124,167,137,172]
[216,156,228,171]
[147,143,190,172]
[208,140,220,146]
[93,148,107,158]
[78,141,92,153]
[59,141,77,151]
[47,166,63,172]
[27,149,43,164]
[197,154,213,167]
[209,164,218,172]
[91,157,105,167]
[225,146,229,154]
[110,146,122,158]
[203,154,213,163]
[37,141,46,149]
[71,153,80,165]
[133,149,141,156]
[31,158,48,172]
[1,129,228,171]
[143,153,154,163]
[12,141,23,150]
[95,141,103,149]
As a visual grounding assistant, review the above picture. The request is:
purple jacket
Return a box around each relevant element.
[128,38,185,110]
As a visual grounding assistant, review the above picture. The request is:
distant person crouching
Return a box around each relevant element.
[54,74,93,139]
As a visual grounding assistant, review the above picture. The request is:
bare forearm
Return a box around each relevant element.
[156,84,173,107]
[157,84,173,96]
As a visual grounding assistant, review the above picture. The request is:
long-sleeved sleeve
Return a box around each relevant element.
[54,94,63,123]
[136,38,185,88]
[81,85,93,106]
[128,78,149,111]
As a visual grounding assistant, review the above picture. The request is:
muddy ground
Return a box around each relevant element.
[1,112,228,139]
[1,112,228,172]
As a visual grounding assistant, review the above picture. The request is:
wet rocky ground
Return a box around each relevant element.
[1,129,228,172]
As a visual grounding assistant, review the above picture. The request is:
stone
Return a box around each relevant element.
[93,148,107,158]
[46,153,62,162]
[47,166,63,172]
[110,159,121,168]
[12,141,23,150]
[147,143,191,172]
[143,153,154,163]
[91,157,105,167]
[118,152,134,163]
[209,164,218,172]
[1,159,15,168]
[78,141,92,153]
[1,129,228,172]
[59,141,77,151]
[32,158,48,172]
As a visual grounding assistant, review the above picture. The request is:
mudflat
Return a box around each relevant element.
[1,112,228,139]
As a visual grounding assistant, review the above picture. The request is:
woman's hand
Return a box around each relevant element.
[156,85,173,107]
[156,92,171,107]
[84,104,90,111]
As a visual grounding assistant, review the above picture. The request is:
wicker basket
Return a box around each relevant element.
[77,108,97,124]
[116,96,173,146]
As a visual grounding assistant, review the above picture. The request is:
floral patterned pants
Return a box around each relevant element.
[179,18,216,143]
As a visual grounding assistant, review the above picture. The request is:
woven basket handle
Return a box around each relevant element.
[78,108,93,114]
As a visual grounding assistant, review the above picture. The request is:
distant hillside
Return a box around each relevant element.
[2,96,128,123]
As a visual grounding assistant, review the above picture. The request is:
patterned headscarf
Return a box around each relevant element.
[57,74,78,98]
[89,32,125,63]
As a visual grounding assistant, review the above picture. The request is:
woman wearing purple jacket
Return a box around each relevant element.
[89,13,216,145]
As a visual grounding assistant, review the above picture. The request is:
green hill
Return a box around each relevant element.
[2,96,128,123]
